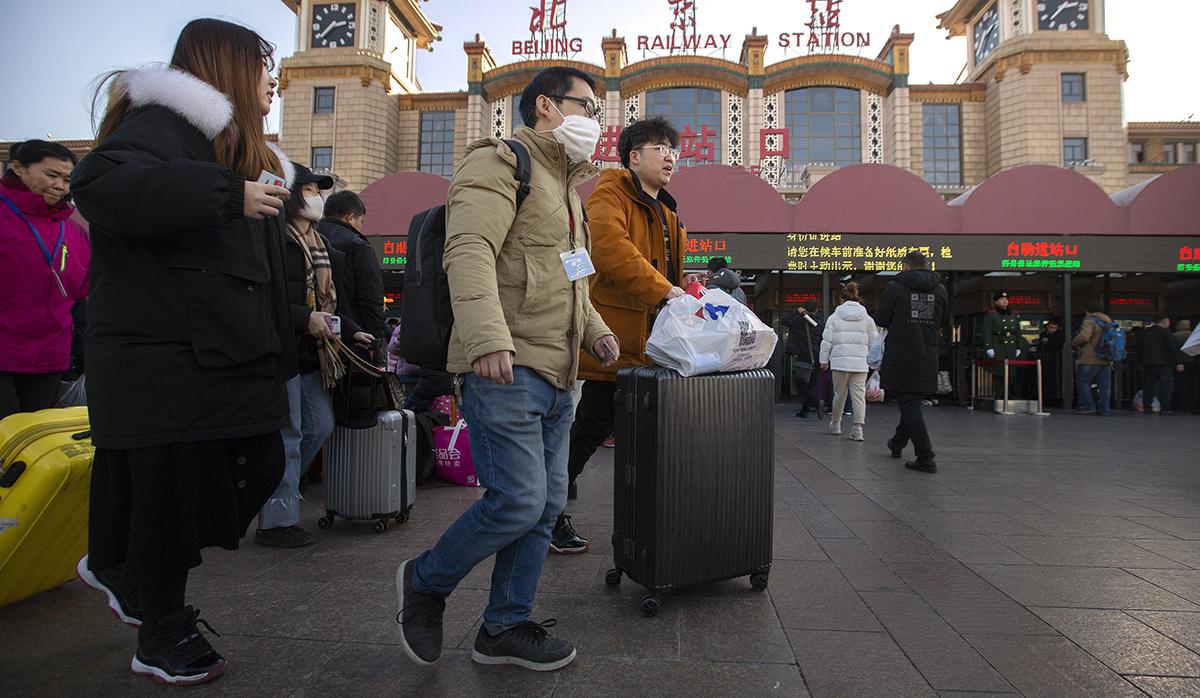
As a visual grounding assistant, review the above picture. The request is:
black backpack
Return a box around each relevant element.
[400,139,532,370]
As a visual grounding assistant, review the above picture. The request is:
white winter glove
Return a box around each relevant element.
[986,349,995,359]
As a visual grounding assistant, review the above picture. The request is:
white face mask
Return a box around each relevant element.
[299,194,324,222]
[540,101,601,164]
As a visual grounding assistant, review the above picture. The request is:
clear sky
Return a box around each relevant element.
[2,0,1196,141]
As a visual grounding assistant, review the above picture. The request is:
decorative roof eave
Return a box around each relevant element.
[936,0,991,38]
[763,56,893,96]
[910,83,987,103]
[398,92,469,110]
[392,0,442,50]
[1128,121,1200,137]
[481,59,606,100]
[619,55,750,97]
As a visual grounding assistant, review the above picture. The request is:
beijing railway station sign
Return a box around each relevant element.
[512,0,870,59]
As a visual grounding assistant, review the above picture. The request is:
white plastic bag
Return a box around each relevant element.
[865,371,885,402]
[1183,326,1200,357]
[645,289,777,376]
[867,328,887,370]
[55,375,86,407]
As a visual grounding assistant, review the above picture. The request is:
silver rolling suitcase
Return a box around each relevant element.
[320,409,416,533]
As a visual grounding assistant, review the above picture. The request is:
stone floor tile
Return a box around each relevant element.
[1132,540,1200,569]
[989,535,1189,569]
[788,629,935,697]
[1010,514,1185,538]
[1129,518,1200,541]
[554,656,809,697]
[1128,676,1200,697]
[1127,611,1200,655]
[919,532,1037,565]
[969,564,1200,611]
[767,560,881,631]
[860,591,1016,693]
[518,588,682,659]
[1030,607,1200,677]
[676,596,795,664]
[1127,570,1200,606]
[816,537,910,593]
[965,634,1145,697]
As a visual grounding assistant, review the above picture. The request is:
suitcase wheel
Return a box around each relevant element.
[373,519,388,534]
[394,512,409,524]
[318,515,334,530]
[604,569,622,587]
[750,572,769,592]
[640,594,660,617]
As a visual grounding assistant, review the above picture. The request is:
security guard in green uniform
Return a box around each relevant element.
[979,291,1030,397]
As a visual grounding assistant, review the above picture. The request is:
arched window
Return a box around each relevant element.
[644,87,722,167]
[784,87,861,180]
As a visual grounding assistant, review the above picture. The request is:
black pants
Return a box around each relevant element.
[567,380,616,486]
[402,368,454,411]
[1177,363,1199,413]
[891,392,935,462]
[791,361,820,414]
[1143,366,1175,413]
[0,371,61,421]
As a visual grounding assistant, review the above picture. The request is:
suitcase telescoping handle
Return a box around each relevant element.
[0,460,26,488]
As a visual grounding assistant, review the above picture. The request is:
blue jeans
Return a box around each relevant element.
[261,371,334,528]
[411,367,573,635]
[1076,363,1112,415]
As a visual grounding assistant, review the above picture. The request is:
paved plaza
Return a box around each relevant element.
[4,404,1199,697]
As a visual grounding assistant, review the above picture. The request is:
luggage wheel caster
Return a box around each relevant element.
[317,515,334,530]
[640,594,660,617]
[605,569,622,587]
[394,512,408,524]
[373,520,388,534]
[750,573,769,591]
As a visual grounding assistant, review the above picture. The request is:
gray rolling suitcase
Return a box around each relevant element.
[605,366,775,616]
[320,409,416,533]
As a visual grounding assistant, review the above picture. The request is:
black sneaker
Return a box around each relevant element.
[395,558,445,665]
[905,460,938,474]
[254,525,316,548]
[886,440,903,459]
[131,606,225,686]
[567,480,578,501]
[471,619,577,671]
[77,555,142,627]
[549,514,588,554]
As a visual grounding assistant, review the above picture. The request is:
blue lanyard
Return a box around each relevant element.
[0,193,66,268]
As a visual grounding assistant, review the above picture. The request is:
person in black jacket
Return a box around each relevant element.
[782,300,823,417]
[1140,316,1184,416]
[70,19,294,685]
[317,190,386,341]
[256,164,373,548]
[874,252,948,473]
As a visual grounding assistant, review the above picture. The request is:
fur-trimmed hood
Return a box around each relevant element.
[118,67,293,185]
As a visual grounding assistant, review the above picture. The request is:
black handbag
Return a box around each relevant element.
[331,340,395,429]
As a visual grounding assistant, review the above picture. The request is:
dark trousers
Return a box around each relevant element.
[566,380,616,486]
[1174,363,1198,413]
[402,368,454,411]
[1142,366,1175,413]
[791,361,820,414]
[891,392,935,462]
[0,371,61,421]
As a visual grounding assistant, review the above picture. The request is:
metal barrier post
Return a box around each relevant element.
[1034,359,1050,416]
[969,361,976,410]
[1003,360,1012,414]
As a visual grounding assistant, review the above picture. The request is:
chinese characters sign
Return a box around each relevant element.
[514,0,583,57]
[370,237,408,269]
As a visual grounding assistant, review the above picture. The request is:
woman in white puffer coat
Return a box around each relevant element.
[819,282,878,441]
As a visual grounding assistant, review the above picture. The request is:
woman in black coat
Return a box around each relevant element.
[70,19,294,686]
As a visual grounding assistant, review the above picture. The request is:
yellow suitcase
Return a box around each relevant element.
[0,407,93,608]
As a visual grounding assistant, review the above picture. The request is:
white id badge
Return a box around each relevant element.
[560,248,596,282]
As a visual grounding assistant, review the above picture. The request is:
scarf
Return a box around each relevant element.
[289,221,343,388]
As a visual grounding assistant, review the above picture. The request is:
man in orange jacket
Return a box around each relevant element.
[551,117,700,553]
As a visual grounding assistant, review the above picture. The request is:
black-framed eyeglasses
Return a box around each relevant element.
[548,94,598,119]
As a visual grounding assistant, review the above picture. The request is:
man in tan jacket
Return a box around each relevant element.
[395,67,617,672]
[1073,296,1114,416]
[551,117,696,554]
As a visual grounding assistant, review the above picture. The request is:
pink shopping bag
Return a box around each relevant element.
[433,420,479,487]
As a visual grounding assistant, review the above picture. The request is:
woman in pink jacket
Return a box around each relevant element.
[0,140,90,419]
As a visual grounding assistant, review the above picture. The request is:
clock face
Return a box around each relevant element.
[311,3,356,49]
[973,5,1000,64]
[1038,1,1089,31]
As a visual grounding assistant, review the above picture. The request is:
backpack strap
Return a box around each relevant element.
[501,139,532,210]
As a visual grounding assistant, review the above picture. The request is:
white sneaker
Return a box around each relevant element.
[828,420,842,435]
[849,425,864,442]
